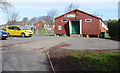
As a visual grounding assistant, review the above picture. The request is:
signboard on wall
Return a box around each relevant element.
[64,14,76,17]
[58,26,62,30]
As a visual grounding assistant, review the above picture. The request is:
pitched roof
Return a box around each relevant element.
[103,20,108,25]
[55,9,101,19]
[6,21,23,25]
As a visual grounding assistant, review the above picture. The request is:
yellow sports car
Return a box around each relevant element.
[6,25,33,37]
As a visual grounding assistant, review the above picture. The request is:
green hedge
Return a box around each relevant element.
[107,19,120,40]
[1,28,6,31]
[38,29,48,31]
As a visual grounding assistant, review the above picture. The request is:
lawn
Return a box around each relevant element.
[49,46,120,72]
[33,32,55,36]
[69,50,119,71]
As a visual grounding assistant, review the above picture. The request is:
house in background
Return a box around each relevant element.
[55,9,108,37]
[34,20,55,31]
[5,19,55,31]
[24,21,34,30]
[6,21,34,30]
[44,24,54,31]
[34,21,45,29]
[6,21,23,26]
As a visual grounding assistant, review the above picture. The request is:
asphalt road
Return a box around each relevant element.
[63,37,119,50]
[0,36,119,72]
[1,36,70,72]
[1,36,59,47]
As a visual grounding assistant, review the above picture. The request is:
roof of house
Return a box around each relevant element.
[103,20,108,25]
[6,21,23,26]
[55,9,101,20]
[34,20,46,25]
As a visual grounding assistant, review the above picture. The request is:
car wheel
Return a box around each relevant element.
[21,33,25,37]
[2,38,6,40]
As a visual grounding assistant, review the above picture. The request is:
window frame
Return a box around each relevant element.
[8,26,14,30]
[85,19,92,22]
[14,27,21,30]
[8,27,12,30]
[61,19,68,22]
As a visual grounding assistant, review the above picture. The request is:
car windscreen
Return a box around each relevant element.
[19,26,28,30]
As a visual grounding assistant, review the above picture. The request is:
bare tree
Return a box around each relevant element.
[47,9,58,26]
[0,0,16,24]
[0,0,12,12]
[8,12,19,24]
[9,12,19,21]
[65,3,79,12]
[0,0,19,24]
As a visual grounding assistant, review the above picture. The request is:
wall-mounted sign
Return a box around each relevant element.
[58,25,62,30]
[64,14,76,17]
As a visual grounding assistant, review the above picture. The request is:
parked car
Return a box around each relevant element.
[6,25,33,37]
[0,29,8,40]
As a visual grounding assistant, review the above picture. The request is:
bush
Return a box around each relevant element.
[1,28,6,31]
[107,19,119,39]
[118,19,120,38]
[31,27,34,30]
[38,29,47,31]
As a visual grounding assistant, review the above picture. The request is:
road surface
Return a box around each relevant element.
[1,36,70,72]
[0,36,119,72]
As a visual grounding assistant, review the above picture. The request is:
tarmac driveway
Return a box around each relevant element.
[63,37,119,50]
[1,36,70,71]
[2,50,49,71]
[0,36,119,72]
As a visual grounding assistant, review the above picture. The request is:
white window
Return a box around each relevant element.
[85,19,92,22]
[58,26,62,30]
[62,19,68,22]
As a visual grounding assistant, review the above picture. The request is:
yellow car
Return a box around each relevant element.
[6,25,33,37]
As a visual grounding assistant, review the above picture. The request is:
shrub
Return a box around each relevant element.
[31,27,34,30]
[38,29,47,31]
[1,28,6,31]
[107,20,119,39]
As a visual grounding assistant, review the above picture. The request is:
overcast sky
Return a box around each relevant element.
[0,0,119,25]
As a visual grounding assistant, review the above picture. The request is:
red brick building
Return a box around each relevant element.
[34,21,45,29]
[55,9,108,37]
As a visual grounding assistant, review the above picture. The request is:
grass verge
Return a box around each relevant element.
[49,47,120,72]
[69,50,119,71]
[33,32,55,36]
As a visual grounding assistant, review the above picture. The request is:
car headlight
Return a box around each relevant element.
[25,31,28,33]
